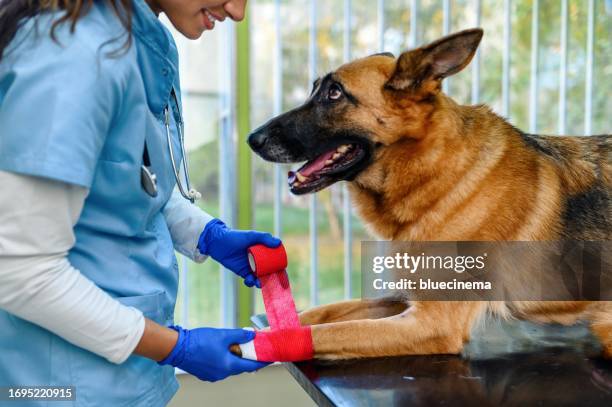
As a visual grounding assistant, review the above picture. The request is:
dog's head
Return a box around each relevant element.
[248,28,483,194]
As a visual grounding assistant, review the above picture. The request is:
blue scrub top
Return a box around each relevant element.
[0,1,186,405]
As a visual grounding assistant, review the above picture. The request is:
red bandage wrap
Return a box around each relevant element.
[246,244,313,362]
[253,327,314,362]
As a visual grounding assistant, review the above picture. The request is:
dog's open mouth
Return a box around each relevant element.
[288,143,366,194]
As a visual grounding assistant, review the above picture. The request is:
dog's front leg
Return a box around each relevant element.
[311,301,486,360]
[299,298,408,325]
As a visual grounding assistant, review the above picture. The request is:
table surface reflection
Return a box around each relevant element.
[252,314,612,406]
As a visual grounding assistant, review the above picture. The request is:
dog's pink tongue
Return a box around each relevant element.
[299,150,335,177]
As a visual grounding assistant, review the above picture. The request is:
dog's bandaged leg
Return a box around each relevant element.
[242,327,313,362]
[238,244,314,362]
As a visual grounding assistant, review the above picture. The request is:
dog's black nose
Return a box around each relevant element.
[248,128,268,150]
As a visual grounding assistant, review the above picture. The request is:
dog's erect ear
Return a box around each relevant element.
[386,28,483,94]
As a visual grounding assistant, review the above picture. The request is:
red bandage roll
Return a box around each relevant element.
[253,327,313,362]
[248,243,299,330]
[248,244,288,277]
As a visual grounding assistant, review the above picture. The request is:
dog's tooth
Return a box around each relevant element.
[296,172,308,182]
[288,171,297,184]
[337,145,349,153]
[325,160,334,165]
[332,153,341,159]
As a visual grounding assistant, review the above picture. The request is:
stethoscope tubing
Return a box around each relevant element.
[142,88,201,203]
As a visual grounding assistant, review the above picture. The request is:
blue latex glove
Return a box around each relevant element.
[198,219,281,288]
[158,326,269,382]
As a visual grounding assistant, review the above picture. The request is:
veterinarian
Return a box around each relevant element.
[0,0,276,405]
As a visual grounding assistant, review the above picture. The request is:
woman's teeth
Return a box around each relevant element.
[203,9,218,28]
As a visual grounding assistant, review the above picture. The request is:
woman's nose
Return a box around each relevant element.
[224,0,246,22]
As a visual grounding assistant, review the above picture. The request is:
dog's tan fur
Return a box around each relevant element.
[248,29,611,360]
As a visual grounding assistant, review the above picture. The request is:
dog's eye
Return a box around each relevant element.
[328,84,343,101]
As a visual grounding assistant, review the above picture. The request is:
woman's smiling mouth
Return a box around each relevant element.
[201,8,221,30]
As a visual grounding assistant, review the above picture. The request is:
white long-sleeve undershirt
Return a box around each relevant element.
[0,171,214,364]
[163,188,214,262]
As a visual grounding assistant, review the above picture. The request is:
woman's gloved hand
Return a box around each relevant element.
[158,326,269,382]
[198,219,281,288]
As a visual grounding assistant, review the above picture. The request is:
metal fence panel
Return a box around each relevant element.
[205,0,608,326]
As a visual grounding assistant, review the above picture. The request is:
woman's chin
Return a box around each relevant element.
[166,16,209,39]
[178,24,206,40]
[185,30,204,40]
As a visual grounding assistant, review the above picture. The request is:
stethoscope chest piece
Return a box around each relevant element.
[141,164,158,198]
[140,88,200,203]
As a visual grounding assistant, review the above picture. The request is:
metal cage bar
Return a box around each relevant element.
[558,0,568,135]
[409,0,419,48]
[502,0,511,118]
[442,0,451,93]
[378,0,385,52]
[273,0,283,238]
[308,0,319,307]
[471,0,481,104]
[219,21,238,328]
[584,0,594,135]
[529,0,539,134]
[180,255,189,326]
[343,0,353,300]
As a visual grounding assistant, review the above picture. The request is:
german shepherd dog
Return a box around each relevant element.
[247,29,612,359]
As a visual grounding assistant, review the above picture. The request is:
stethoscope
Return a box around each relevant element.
[141,89,201,203]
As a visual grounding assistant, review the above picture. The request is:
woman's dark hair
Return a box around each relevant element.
[0,0,133,60]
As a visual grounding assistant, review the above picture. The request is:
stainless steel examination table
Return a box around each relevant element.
[252,314,612,406]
